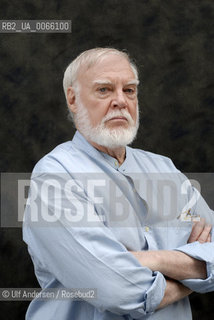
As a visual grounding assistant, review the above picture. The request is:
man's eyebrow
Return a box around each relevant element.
[126,80,139,86]
[92,79,139,86]
[92,80,113,86]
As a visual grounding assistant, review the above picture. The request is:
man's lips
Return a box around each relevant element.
[107,116,128,122]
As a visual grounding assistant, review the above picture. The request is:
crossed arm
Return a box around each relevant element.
[130,219,212,309]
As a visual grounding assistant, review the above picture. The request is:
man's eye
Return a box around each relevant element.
[124,88,135,94]
[99,87,108,93]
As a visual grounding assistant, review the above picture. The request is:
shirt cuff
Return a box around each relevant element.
[145,271,167,313]
[175,241,214,293]
[129,271,166,318]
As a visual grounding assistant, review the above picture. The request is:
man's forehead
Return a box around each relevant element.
[77,54,137,82]
[78,68,138,88]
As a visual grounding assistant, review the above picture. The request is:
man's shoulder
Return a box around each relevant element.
[32,140,78,174]
[132,147,171,161]
[129,146,179,172]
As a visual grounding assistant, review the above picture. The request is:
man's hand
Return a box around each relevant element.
[188,218,212,243]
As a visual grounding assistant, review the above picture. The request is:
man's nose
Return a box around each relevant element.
[111,90,127,109]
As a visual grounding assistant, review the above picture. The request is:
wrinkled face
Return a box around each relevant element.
[75,54,139,129]
[67,54,139,148]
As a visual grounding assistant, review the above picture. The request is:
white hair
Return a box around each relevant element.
[62,47,139,121]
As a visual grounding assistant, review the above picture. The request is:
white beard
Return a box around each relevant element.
[74,98,139,149]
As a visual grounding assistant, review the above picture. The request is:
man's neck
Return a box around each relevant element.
[89,140,126,165]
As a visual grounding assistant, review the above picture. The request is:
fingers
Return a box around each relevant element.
[198,224,212,243]
[207,234,211,242]
[188,218,205,243]
[188,218,212,243]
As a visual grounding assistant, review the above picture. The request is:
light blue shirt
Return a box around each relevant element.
[23,131,214,319]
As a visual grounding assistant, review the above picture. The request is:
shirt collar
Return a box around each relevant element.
[72,130,102,159]
[72,130,130,171]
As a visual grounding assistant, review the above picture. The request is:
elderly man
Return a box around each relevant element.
[23,48,214,319]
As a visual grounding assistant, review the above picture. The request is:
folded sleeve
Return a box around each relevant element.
[175,182,214,293]
[175,241,214,293]
[23,172,166,318]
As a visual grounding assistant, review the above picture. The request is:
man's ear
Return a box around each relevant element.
[67,87,78,114]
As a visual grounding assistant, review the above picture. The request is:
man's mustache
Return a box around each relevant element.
[102,110,133,124]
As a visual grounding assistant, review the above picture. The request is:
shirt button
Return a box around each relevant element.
[114,160,118,166]
[145,226,150,232]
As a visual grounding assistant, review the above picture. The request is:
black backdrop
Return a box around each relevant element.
[0,0,214,319]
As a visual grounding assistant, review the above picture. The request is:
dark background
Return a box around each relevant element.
[0,0,214,318]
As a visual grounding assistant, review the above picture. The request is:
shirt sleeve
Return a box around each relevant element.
[23,172,166,318]
[175,242,214,293]
[175,182,214,293]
